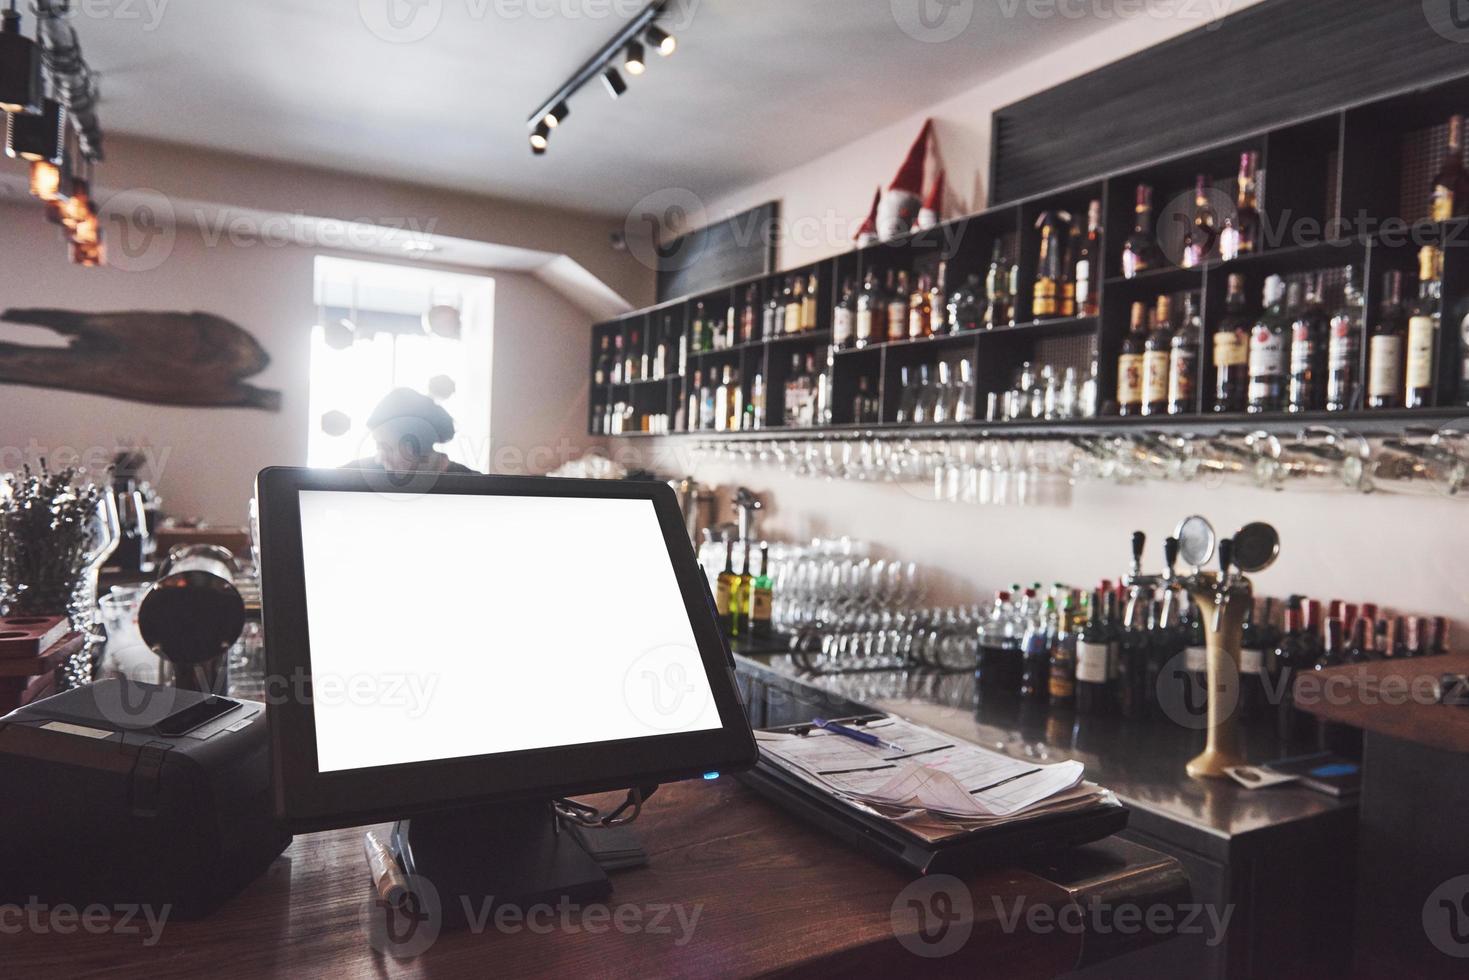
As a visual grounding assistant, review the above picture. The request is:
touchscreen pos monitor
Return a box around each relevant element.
[254,467,756,917]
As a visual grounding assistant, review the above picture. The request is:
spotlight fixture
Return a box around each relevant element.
[602,67,627,99]
[5,96,65,163]
[58,177,89,228]
[646,25,676,56]
[530,120,550,151]
[0,1,42,114]
[624,40,646,76]
[28,158,62,200]
[531,141,546,157]
[525,2,674,155]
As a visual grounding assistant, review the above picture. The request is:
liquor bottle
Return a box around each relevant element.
[747,543,773,642]
[1314,617,1347,671]
[1020,597,1056,700]
[730,542,753,638]
[1141,294,1173,416]
[742,285,759,343]
[1182,175,1217,268]
[887,271,910,342]
[714,538,736,634]
[1116,301,1148,416]
[814,349,833,427]
[1220,151,1261,260]
[1269,598,1313,747]
[1431,114,1469,222]
[977,591,1023,693]
[1326,266,1364,412]
[908,272,932,339]
[593,334,611,385]
[714,366,737,432]
[1121,183,1157,279]
[1345,616,1377,664]
[855,271,879,348]
[1406,245,1443,409]
[763,285,779,339]
[947,273,981,332]
[698,371,716,431]
[833,277,856,350]
[627,327,644,382]
[785,277,803,335]
[1287,274,1329,412]
[1211,274,1251,412]
[1059,217,1078,317]
[687,369,701,430]
[1048,594,1078,708]
[984,241,1010,328]
[1076,200,1102,318]
[748,372,766,430]
[1246,275,1290,413]
[929,262,950,334]
[783,353,805,427]
[1168,293,1202,414]
[1075,589,1111,714]
[722,301,737,350]
[803,273,820,331]
[1032,212,1060,319]
[1007,259,1022,327]
[1367,270,1407,409]
[691,302,709,354]
[851,375,877,424]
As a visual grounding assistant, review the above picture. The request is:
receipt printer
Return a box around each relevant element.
[0,680,291,918]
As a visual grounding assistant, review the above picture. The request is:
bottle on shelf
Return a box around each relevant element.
[1367,270,1407,410]
[908,272,932,339]
[783,353,808,428]
[1075,588,1111,715]
[1141,294,1173,416]
[1326,266,1364,412]
[1032,211,1061,319]
[946,273,980,333]
[741,285,759,343]
[1405,245,1443,409]
[747,371,766,430]
[1168,292,1202,415]
[1048,593,1078,708]
[1431,114,1469,222]
[1116,301,1148,417]
[803,272,820,332]
[1211,273,1251,412]
[851,375,879,424]
[929,262,950,335]
[1060,218,1078,317]
[745,543,774,642]
[1020,597,1056,701]
[911,363,937,424]
[833,277,856,350]
[763,284,780,339]
[1076,200,1102,318]
[626,327,642,382]
[1246,275,1289,414]
[784,277,803,335]
[722,301,737,350]
[1287,273,1329,412]
[1182,175,1217,268]
[887,271,910,342]
[653,316,672,381]
[1121,183,1158,279]
[1268,596,1314,748]
[895,365,917,423]
[593,334,611,385]
[977,590,1023,693]
[714,537,737,634]
[855,270,881,348]
[814,350,833,426]
[686,369,702,431]
[985,240,1010,329]
[1220,151,1261,260]
[691,302,709,354]
[714,365,741,432]
[954,358,977,422]
[698,370,717,430]
[1006,256,1022,326]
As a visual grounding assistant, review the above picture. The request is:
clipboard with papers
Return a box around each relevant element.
[739,713,1128,875]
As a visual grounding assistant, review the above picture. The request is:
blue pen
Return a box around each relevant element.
[812,718,904,753]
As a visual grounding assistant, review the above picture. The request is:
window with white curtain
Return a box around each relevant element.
[307,256,494,471]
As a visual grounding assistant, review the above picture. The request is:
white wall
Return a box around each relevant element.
[0,199,596,523]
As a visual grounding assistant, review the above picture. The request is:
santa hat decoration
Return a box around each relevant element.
[877,119,932,241]
[917,169,946,231]
[854,186,881,248]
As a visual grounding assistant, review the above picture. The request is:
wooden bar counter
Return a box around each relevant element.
[5,777,1185,979]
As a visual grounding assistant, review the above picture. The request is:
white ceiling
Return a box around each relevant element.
[75,0,1110,216]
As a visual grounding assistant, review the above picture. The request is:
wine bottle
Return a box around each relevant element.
[1168,293,1202,415]
[1246,275,1289,413]
[1211,274,1251,412]
[1141,294,1173,416]
[1405,245,1443,409]
[1117,301,1148,417]
[1326,266,1364,411]
[1367,270,1407,410]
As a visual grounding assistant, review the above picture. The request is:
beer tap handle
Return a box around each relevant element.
[1163,536,1180,581]
[1212,537,1234,631]
[1129,530,1146,581]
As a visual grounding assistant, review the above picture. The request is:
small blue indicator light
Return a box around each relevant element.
[703,771,720,780]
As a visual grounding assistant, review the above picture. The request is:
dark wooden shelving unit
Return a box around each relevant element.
[591,70,1469,440]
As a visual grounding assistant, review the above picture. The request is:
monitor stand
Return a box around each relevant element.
[391,800,612,929]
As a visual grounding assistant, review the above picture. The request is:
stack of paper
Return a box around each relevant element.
[755,716,1109,843]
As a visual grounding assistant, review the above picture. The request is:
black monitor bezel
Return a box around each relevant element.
[255,466,756,832]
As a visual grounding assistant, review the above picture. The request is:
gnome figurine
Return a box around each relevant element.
[877,119,932,240]
[917,169,946,231]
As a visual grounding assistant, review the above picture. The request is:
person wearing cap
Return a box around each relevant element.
[344,387,480,475]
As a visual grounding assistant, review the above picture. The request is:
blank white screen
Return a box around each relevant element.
[297,489,721,774]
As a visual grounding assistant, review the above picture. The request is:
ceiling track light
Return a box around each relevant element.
[645,24,676,56]
[6,96,66,163]
[524,1,674,156]
[602,67,627,99]
[530,120,550,151]
[0,1,43,114]
[624,40,646,76]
